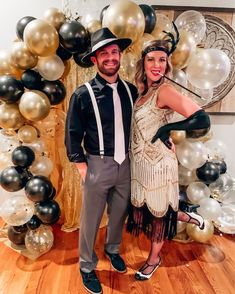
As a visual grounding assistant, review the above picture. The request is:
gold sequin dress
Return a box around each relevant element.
[127,86,179,241]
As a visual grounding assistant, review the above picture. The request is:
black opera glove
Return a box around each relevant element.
[151,109,211,149]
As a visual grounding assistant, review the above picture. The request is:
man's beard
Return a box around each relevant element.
[97,60,120,76]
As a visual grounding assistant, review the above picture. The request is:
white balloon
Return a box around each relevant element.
[186,181,211,204]
[209,173,234,201]
[0,129,19,153]
[175,10,206,44]
[197,198,222,221]
[0,195,34,225]
[214,204,235,234]
[186,48,231,89]
[204,139,227,161]
[176,140,208,170]
[178,164,197,186]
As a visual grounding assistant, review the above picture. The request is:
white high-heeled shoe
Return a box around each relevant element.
[185,211,205,230]
[135,256,161,281]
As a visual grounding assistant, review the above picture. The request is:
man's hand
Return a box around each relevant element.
[75,162,87,182]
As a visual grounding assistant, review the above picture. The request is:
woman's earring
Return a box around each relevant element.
[143,73,147,82]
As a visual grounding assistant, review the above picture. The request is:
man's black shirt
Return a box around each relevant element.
[65,73,138,162]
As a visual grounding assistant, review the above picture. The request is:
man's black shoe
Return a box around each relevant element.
[80,269,102,294]
[104,250,127,273]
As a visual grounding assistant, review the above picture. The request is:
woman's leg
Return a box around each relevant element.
[177,210,204,229]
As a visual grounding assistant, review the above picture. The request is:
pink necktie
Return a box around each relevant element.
[109,83,125,164]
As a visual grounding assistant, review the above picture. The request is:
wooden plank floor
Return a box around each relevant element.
[0,224,235,294]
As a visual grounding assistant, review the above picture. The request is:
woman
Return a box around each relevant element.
[127,36,210,281]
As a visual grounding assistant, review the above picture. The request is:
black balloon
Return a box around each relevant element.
[16,16,36,40]
[0,166,30,192]
[35,200,61,224]
[56,44,73,60]
[21,69,43,90]
[215,160,227,174]
[100,5,110,22]
[186,128,210,139]
[139,4,156,34]
[59,21,89,54]
[0,75,24,103]
[26,215,42,230]
[49,187,56,200]
[25,175,53,202]
[196,161,220,184]
[73,49,93,68]
[8,226,27,245]
[12,146,35,168]
[41,80,66,105]
[13,224,28,233]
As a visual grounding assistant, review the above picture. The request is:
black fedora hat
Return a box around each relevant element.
[82,27,132,65]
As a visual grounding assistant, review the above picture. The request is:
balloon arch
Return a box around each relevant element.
[0,1,234,258]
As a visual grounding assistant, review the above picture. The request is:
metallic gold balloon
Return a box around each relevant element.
[0,103,25,130]
[18,125,38,143]
[43,7,66,30]
[151,14,172,40]
[24,19,59,57]
[131,33,154,57]
[0,50,23,78]
[10,41,38,70]
[170,130,186,144]
[19,91,51,121]
[87,19,102,34]
[171,30,196,70]
[37,55,65,81]
[120,50,139,83]
[102,0,145,43]
[186,220,214,243]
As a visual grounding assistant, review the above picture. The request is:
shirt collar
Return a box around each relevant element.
[95,73,121,91]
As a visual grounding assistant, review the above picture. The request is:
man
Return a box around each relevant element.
[65,27,138,294]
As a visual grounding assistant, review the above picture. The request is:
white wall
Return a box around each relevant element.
[0,0,61,50]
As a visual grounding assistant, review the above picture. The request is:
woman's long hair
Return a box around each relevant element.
[135,40,173,95]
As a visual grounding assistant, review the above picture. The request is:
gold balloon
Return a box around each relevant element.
[87,20,102,34]
[0,50,23,78]
[186,220,214,243]
[0,103,25,130]
[131,33,154,57]
[170,130,186,144]
[18,125,38,143]
[43,7,66,30]
[120,50,139,82]
[10,41,38,70]
[151,14,172,40]
[171,30,196,70]
[24,19,59,57]
[19,91,51,121]
[102,0,145,43]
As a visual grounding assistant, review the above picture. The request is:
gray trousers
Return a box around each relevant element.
[79,154,131,273]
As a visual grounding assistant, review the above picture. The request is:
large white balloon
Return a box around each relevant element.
[186,48,231,89]
[204,139,227,161]
[197,198,222,221]
[175,10,206,44]
[0,195,34,226]
[176,140,208,170]
[186,181,211,204]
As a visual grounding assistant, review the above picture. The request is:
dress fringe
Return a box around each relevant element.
[126,203,177,243]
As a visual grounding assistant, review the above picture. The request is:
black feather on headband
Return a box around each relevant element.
[142,22,180,57]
